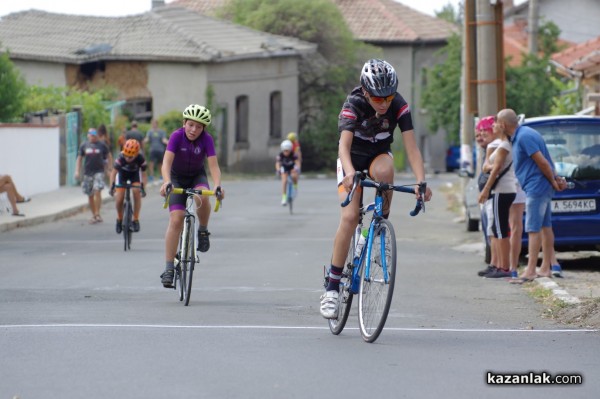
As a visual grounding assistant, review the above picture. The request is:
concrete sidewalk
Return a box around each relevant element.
[0,185,113,233]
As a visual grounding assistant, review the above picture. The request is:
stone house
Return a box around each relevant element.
[172,0,459,172]
[0,6,316,172]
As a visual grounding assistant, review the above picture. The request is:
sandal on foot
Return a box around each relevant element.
[12,212,25,217]
[509,277,535,285]
[94,214,103,223]
[16,197,31,203]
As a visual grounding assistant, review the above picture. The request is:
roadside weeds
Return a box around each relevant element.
[442,179,600,330]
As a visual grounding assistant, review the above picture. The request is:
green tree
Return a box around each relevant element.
[505,21,564,118]
[422,20,566,139]
[421,33,462,144]
[23,85,113,132]
[217,0,378,170]
[549,77,581,115]
[505,54,560,117]
[435,2,462,25]
[0,50,27,122]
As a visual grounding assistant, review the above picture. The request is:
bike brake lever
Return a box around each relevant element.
[341,171,365,207]
[163,183,173,209]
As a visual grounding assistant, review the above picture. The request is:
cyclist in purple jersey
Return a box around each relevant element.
[320,59,433,319]
[159,104,225,288]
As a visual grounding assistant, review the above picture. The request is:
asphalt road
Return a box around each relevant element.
[1,174,598,399]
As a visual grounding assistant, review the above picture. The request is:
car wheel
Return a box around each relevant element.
[466,209,479,232]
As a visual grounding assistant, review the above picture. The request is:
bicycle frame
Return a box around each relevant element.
[181,196,197,263]
[344,173,426,294]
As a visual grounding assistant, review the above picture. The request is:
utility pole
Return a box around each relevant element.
[528,0,539,54]
[476,0,498,117]
[460,0,477,174]
[460,0,505,177]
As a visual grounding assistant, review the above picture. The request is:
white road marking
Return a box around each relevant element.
[1,324,597,333]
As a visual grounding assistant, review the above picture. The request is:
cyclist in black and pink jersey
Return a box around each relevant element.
[275,139,300,205]
[320,59,433,319]
[159,104,225,288]
[108,139,148,234]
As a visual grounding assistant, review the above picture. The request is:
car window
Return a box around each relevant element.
[532,122,600,180]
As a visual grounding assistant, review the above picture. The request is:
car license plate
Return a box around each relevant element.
[552,199,596,213]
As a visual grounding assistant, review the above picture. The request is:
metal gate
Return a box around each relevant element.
[66,111,79,186]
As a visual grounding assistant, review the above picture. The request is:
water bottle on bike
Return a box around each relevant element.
[354,228,368,260]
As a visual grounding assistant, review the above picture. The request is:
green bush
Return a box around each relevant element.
[0,50,27,122]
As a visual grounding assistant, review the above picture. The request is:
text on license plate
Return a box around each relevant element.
[552,199,596,213]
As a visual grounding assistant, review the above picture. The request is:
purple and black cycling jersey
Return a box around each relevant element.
[166,127,216,176]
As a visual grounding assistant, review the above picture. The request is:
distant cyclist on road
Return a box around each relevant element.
[108,139,148,234]
[159,104,225,288]
[275,139,300,205]
[320,59,432,319]
[287,132,302,171]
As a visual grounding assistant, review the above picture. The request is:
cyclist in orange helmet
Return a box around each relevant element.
[109,139,148,233]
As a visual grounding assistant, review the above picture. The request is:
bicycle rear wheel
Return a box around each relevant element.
[358,219,397,343]
[328,232,355,335]
[123,200,132,251]
[181,216,196,306]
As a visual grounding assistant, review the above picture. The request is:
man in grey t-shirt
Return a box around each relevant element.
[143,119,168,181]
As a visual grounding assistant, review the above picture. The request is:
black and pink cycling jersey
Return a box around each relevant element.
[338,86,414,158]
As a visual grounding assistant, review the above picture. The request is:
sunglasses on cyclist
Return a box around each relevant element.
[367,93,395,104]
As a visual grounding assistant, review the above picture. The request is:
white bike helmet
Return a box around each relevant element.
[281,140,293,151]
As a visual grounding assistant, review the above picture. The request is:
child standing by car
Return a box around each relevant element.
[108,139,148,233]
[158,104,225,288]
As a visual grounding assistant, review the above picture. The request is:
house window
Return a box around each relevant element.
[269,91,282,139]
[123,98,153,123]
[235,95,249,144]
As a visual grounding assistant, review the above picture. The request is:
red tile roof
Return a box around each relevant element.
[503,21,573,67]
[171,0,458,43]
[552,36,600,75]
[333,0,457,42]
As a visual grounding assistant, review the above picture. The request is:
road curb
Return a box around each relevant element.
[535,277,581,304]
[0,197,114,233]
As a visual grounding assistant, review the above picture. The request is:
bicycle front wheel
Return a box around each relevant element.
[287,179,294,215]
[123,201,132,251]
[181,217,196,306]
[174,254,183,301]
[358,219,397,343]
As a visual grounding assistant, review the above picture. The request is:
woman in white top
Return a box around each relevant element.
[478,120,517,277]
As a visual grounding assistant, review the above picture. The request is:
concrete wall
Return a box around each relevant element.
[147,62,209,117]
[379,42,450,173]
[506,0,600,43]
[12,60,67,87]
[208,57,300,171]
[0,125,60,195]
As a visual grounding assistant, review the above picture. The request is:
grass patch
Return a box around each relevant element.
[526,285,569,320]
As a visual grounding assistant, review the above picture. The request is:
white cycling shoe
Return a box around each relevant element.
[320,290,339,319]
